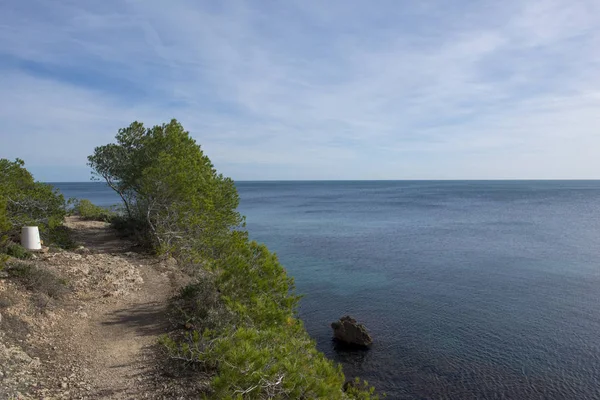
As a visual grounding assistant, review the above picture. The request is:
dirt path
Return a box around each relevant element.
[30,218,188,399]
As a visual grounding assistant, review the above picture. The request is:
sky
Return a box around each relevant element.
[1,0,600,181]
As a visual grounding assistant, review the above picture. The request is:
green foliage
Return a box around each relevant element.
[169,277,234,332]
[109,214,149,245]
[161,325,347,399]
[344,378,385,399]
[73,199,115,222]
[91,120,380,398]
[46,225,78,250]
[0,196,10,241]
[209,327,346,399]
[88,119,244,258]
[0,253,9,270]
[0,158,67,246]
[3,243,32,260]
[214,235,299,328]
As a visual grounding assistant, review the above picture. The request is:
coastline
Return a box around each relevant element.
[0,215,379,399]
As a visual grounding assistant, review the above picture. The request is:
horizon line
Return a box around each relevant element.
[45,178,600,183]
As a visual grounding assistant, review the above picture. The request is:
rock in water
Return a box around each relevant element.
[331,315,373,347]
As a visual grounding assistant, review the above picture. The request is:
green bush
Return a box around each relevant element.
[0,158,68,247]
[344,378,385,399]
[46,225,77,250]
[73,199,115,222]
[0,253,9,270]
[214,235,299,328]
[3,243,32,260]
[161,325,348,399]
[169,277,234,332]
[110,214,151,246]
[209,326,347,399]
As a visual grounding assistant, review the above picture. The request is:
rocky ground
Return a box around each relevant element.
[0,217,195,399]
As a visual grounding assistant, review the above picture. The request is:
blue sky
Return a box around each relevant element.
[1,0,599,181]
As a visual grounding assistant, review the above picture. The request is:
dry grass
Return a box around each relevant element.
[5,261,69,299]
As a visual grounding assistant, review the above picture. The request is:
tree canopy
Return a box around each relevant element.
[88,119,244,259]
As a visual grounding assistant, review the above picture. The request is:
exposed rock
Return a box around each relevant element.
[0,341,40,399]
[165,257,178,267]
[331,315,372,347]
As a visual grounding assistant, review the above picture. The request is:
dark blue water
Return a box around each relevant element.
[53,181,600,399]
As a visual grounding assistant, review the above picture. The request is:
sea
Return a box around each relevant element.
[52,181,600,399]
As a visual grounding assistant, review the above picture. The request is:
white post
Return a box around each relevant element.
[21,226,42,250]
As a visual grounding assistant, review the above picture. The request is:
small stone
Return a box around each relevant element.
[75,246,91,255]
[61,382,68,389]
[165,257,178,267]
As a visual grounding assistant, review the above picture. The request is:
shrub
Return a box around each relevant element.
[344,378,385,399]
[162,325,347,399]
[215,327,347,399]
[213,235,299,329]
[73,199,115,222]
[0,158,68,247]
[46,225,77,250]
[3,243,32,260]
[110,214,150,246]
[169,277,234,332]
[0,253,8,270]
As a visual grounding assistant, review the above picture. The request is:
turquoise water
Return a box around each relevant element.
[54,181,600,399]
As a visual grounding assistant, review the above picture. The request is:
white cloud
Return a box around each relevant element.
[0,0,599,180]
